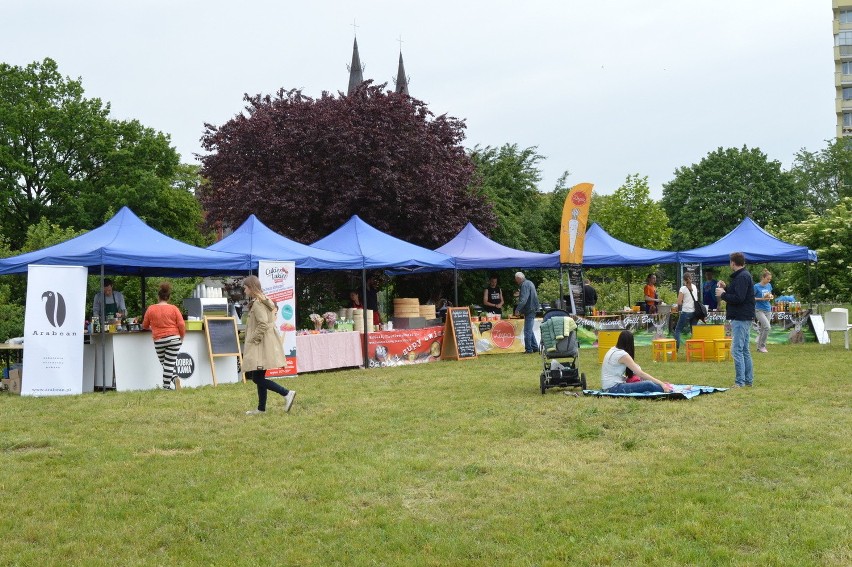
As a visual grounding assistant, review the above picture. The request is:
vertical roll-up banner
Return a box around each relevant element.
[258,261,297,376]
[559,183,594,314]
[22,265,88,396]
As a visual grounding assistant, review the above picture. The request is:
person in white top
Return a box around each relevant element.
[673,272,699,350]
[601,330,672,393]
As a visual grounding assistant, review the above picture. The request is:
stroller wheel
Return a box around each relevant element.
[540,372,547,395]
[580,372,587,390]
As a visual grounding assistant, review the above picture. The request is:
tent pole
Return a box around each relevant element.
[140,276,146,312]
[807,260,812,305]
[558,265,564,309]
[454,269,458,307]
[361,269,368,368]
[99,266,106,393]
[626,269,631,306]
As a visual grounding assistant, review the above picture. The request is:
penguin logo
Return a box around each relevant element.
[42,291,67,328]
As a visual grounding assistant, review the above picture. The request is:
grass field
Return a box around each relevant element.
[1,341,850,566]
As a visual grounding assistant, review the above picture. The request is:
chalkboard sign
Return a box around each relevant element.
[203,317,244,385]
[441,307,477,360]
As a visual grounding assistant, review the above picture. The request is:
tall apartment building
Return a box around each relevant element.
[834,0,852,136]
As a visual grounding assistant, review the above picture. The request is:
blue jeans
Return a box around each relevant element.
[606,381,664,394]
[523,313,539,353]
[730,319,754,386]
[673,311,694,349]
[248,370,290,411]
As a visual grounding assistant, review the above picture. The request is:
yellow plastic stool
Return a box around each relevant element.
[713,338,732,362]
[652,338,677,362]
[685,339,707,362]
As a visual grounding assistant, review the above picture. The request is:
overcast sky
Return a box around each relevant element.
[2,1,834,199]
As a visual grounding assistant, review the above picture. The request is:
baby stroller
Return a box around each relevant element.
[538,309,586,394]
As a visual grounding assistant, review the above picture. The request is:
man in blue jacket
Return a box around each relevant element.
[716,252,755,387]
[514,272,539,354]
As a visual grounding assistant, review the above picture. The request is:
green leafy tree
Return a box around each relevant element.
[790,138,852,215]
[537,171,572,253]
[469,144,550,252]
[0,281,23,342]
[661,146,807,249]
[770,198,852,302]
[0,58,205,248]
[0,219,87,340]
[18,217,86,253]
[594,174,671,250]
[588,174,673,299]
[0,236,22,341]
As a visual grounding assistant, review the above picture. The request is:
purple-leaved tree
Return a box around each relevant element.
[198,82,495,247]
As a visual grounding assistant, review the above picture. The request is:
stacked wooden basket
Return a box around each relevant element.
[351,308,374,333]
[419,304,436,320]
[391,298,440,329]
[393,298,421,318]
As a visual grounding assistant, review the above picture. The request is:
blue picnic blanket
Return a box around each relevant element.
[582,384,728,400]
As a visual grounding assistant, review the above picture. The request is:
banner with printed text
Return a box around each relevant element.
[559,182,594,265]
[259,261,297,376]
[367,326,444,368]
[22,265,88,395]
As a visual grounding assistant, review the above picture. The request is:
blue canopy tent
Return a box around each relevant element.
[435,222,558,306]
[676,217,817,265]
[543,223,680,268]
[0,207,252,391]
[312,215,456,363]
[207,214,363,271]
[0,207,250,276]
[436,223,559,269]
[312,215,456,272]
[544,223,681,311]
[577,223,679,267]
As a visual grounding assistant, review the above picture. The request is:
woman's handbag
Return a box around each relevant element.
[689,286,707,322]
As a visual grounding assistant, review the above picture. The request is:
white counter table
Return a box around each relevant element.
[86,329,241,392]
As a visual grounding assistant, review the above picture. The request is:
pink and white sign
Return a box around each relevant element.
[258,261,297,376]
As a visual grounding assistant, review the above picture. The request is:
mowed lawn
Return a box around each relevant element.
[1,341,850,566]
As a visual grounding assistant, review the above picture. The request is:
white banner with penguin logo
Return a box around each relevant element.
[22,265,88,396]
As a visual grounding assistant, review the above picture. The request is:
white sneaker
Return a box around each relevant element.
[245,409,265,415]
[284,391,296,412]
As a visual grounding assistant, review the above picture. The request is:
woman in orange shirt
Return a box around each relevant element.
[142,281,186,390]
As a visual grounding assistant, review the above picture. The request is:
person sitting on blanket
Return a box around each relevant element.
[601,330,673,394]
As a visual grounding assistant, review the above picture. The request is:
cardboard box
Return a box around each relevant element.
[3,368,21,394]
[391,317,426,329]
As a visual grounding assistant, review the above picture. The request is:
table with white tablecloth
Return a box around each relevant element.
[296,331,364,373]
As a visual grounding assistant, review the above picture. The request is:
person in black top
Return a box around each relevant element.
[582,279,598,315]
[716,252,755,388]
[482,273,504,315]
[702,270,718,311]
[366,274,381,326]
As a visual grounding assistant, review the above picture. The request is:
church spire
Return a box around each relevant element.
[394,51,409,95]
[347,37,365,95]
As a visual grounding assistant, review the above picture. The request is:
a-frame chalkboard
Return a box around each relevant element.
[203,316,244,385]
[441,307,478,360]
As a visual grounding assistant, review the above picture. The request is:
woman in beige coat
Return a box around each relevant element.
[242,275,296,414]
